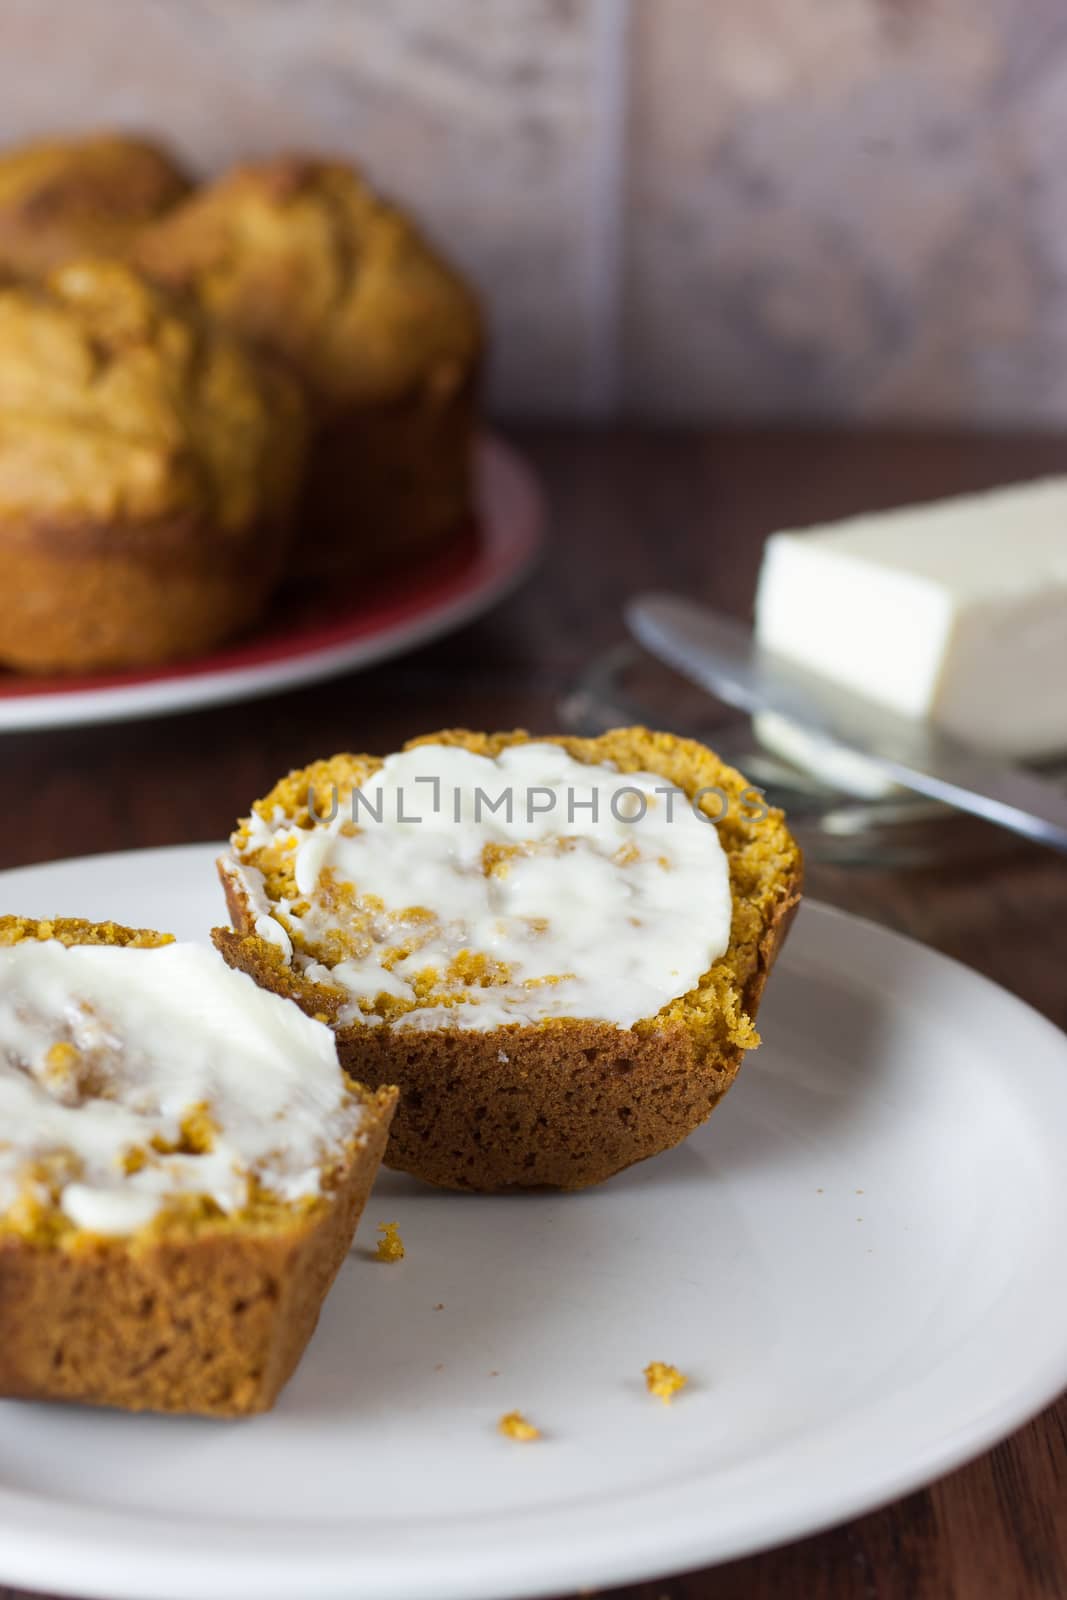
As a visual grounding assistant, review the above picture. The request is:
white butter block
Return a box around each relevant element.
[754,477,1067,761]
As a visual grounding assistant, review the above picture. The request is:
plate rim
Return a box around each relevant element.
[0,845,1065,1600]
[0,434,544,734]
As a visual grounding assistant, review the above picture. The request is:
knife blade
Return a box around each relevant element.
[626,591,1067,855]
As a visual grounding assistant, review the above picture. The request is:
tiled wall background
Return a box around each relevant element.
[3,0,1066,422]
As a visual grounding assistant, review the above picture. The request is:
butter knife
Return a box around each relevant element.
[626,592,1067,855]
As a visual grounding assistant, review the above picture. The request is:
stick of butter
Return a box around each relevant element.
[754,477,1067,764]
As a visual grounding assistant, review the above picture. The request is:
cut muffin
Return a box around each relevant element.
[214,728,802,1192]
[0,259,308,672]
[0,916,397,1416]
[135,155,483,574]
[0,131,191,276]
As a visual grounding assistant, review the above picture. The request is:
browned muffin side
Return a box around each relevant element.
[214,728,803,1192]
[136,155,484,574]
[0,131,191,276]
[0,916,397,1416]
[0,259,308,672]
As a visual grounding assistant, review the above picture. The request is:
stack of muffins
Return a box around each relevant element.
[0,132,483,673]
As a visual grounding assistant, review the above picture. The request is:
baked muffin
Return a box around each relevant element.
[0,915,397,1417]
[135,156,484,573]
[214,727,803,1192]
[0,258,308,673]
[0,131,191,276]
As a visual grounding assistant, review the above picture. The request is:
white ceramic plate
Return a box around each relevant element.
[0,436,544,733]
[1,845,1066,1600]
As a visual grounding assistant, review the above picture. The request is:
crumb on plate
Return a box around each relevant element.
[644,1360,688,1404]
[498,1410,540,1442]
[375,1221,405,1261]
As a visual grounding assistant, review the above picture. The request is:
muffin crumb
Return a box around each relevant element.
[375,1220,405,1261]
[644,1361,688,1404]
[498,1410,540,1442]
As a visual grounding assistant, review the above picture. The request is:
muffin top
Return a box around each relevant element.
[0,919,368,1241]
[0,131,191,276]
[135,156,483,413]
[0,259,307,533]
[223,737,735,1032]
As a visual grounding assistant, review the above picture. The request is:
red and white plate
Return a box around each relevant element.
[0,435,544,733]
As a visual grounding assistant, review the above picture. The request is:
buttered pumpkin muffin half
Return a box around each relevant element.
[0,915,396,1417]
[0,130,191,277]
[0,259,308,673]
[214,728,803,1192]
[136,155,484,574]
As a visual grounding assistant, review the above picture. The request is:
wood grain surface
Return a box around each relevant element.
[1,428,1064,1600]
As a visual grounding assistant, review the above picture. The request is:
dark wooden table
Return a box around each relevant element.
[2,428,1065,1600]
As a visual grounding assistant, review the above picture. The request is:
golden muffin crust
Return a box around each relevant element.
[0,131,191,276]
[136,155,482,414]
[0,916,174,950]
[215,728,803,1191]
[136,155,482,574]
[0,258,306,531]
[0,259,309,671]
